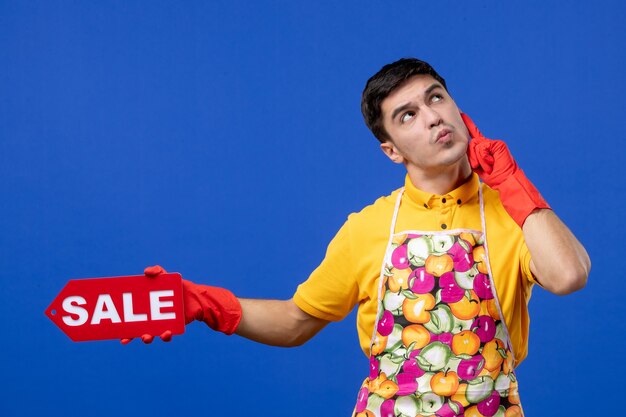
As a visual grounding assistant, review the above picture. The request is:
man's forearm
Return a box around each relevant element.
[523,208,591,295]
[235,298,330,347]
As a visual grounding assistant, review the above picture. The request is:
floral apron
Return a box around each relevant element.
[353,184,524,417]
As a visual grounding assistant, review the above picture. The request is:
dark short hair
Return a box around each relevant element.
[361,58,447,143]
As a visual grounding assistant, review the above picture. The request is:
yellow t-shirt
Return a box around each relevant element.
[293,173,535,366]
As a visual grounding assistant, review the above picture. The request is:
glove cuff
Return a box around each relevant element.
[183,280,243,335]
[493,169,551,227]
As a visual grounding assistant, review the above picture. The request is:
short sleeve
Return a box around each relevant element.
[293,220,359,321]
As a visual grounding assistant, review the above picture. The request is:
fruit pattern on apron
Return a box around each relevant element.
[353,185,524,417]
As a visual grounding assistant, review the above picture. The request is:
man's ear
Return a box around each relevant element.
[380,141,404,164]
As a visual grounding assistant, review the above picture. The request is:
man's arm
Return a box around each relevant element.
[461,113,591,296]
[523,209,590,295]
[124,266,329,345]
[235,298,330,347]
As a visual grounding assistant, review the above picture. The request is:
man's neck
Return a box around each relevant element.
[406,162,473,196]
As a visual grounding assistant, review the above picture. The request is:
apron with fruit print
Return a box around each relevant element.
[353,184,524,417]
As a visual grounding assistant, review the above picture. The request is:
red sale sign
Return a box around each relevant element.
[45,273,185,342]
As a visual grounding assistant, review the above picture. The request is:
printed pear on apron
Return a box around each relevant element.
[353,184,524,417]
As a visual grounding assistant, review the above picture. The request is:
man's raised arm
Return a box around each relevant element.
[462,113,590,295]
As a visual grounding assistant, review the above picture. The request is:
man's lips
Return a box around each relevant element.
[435,128,452,143]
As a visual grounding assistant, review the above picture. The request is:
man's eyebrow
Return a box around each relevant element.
[424,82,444,96]
[390,83,445,121]
[390,102,414,121]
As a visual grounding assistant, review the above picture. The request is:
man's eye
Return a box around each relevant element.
[431,94,443,103]
[401,112,415,123]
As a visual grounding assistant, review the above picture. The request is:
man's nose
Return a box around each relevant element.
[423,106,443,128]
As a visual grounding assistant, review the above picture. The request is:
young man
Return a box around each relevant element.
[133,58,590,417]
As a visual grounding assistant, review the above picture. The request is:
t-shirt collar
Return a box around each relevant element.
[404,173,479,209]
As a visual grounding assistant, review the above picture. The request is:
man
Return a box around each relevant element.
[130,58,590,417]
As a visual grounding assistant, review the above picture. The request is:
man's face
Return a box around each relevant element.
[379,74,470,176]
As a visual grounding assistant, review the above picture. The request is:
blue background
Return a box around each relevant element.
[1,1,624,415]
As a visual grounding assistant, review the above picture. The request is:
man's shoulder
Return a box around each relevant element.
[481,183,523,231]
[346,186,403,228]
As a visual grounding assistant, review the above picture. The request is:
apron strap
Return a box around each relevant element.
[479,181,517,364]
[370,188,405,352]
[389,188,404,238]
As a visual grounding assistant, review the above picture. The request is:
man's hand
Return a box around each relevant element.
[120,330,173,345]
[121,265,243,344]
[463,114,518,187]
[120,265,176,344]
[461,113,550,227]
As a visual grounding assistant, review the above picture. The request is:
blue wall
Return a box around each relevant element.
[2,1,623,416]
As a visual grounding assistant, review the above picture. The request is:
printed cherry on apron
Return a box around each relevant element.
[353,185,524,417]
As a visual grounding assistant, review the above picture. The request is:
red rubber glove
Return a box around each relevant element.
[121,265,242,344]
[462,113,551,227]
